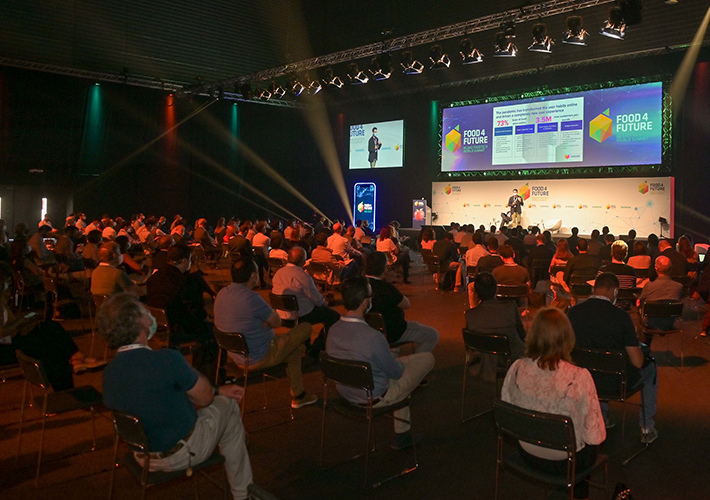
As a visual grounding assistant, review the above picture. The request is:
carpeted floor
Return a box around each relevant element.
[1,259,709,500]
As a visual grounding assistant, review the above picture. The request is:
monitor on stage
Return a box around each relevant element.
[353,182,377,230]
[441,81,663,172]
[349,119,405,169]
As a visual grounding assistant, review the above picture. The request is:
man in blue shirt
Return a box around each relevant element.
[326,276,434,450]
[99,293,253,499]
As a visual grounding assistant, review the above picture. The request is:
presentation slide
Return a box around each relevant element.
[349,119,404,169]
[442,82,663,172]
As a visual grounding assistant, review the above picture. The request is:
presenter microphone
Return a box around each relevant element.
[507,188,523,227]
[368,127,382,168]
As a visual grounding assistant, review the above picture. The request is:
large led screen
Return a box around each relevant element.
[441,82,663,172]
[349,120,405,169]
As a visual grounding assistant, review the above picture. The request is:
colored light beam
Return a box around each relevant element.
[79,83,105,175]
[670,3,710,125]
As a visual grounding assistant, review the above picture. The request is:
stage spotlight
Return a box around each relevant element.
[346,62,369,84]
[270,81,286,99]
[664,0,678,4]
[239,83,254,100]
[400,51,424,74]
[289,76,306,96]
[255,85,271,100]
[528,23,554,53]
[600,7,626,39]
[459,39,483,64]
[429,44,451,69]
[369,53,393,81]
[322,67,344,88]
[494,24,518,57]
[307,79,322,95]
[562,16,589,46]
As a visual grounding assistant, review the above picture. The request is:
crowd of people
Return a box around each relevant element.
[1,211,708,499]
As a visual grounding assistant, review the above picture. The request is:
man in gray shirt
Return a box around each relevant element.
[637,255,683,335]
[326,276,434,450]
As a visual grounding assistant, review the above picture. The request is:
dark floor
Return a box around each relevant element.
[1,259,709,500]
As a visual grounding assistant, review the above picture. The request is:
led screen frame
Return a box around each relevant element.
[353,182,377,231]
[349,119,405,169]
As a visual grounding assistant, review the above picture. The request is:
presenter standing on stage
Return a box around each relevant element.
[507,188,523,228]
[368,127,382,168]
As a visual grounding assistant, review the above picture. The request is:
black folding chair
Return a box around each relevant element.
[319,352,418,489]
[365,312,414,353]
[108,410,228,500]
[530,259,552,288]
[269,293,299,328]
[642,300,685,370]
[493,399,609,500]
[461,329,511,422]
[15,350,102,486]
[571,347,650,465]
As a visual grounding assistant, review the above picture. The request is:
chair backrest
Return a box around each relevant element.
[462,329,511,357]
[493,399,575,453]
[571,347,627,400]
[672,275,691,287]
[41,276,58,294]
[420,248,433,258]
[93,294,109,309]
[112,410,151,453]
[145,305,170,331]
[364,312,387,335]
[569,270,597,285]
[15,350,50,390]
[466,266,478,278]
[495,284,528,299]
[268,258,286,270]
[423,254,441,273]
[634,267,650,279]
[213,327,249,356]
[616,287,639,301]
[642,300,683,319]
[531,259,552,270]
[550,265,566,275]
[269,293,299,313]
[320,352,375,392]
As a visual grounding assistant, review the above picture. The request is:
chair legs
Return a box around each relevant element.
[621,389,649,466]
[15,380,28,466]
[35,396,48,486]
[108,433,120,500]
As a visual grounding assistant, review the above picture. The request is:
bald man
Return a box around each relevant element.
[326,222,361,261]
[91,242,146,297]
[637,255,684,335]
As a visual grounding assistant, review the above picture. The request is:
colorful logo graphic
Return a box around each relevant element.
[357,202,365,213]
[445,185,452,195]
[445,125,461,153]
[639,181,649,195]
[519,183,531,201]
[589,109,613,143]
[564,154,570,159]
[414,209,425,221]
[395,144,401,151]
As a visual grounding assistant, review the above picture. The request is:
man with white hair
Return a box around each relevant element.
[637,255,683,337]
[650,239,687,279]
[327,222,361,261]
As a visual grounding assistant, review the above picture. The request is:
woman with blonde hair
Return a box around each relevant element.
[501,307,605,500]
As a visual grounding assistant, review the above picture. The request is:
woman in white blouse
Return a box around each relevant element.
[502,307,606,500]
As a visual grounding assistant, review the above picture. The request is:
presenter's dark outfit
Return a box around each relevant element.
[368,136,381,168]
[507,195,523,227]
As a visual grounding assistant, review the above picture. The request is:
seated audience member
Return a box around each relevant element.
[650,239,687,280]
[353,220,366,242]
[82,229,103,267]
[115,235,148,277]
[477,237,504,274]
[227,227,253,262]
[568,273,659,443]
[492,244,530,288]
[213,258,317,409]
[193,218,221,259]
[637,255,684,336]
[523,226,539,248]
[465,231,489,269]
[271,247,340,352]
[549,239,573,285]
[251,222,271,258]
[625,229,638,257]
[29,224,56,266]
[366,252,439,353]
[91,242,146,297]
[567,227,580,255]
[136,217,157,248]
[628,241,651,271]
[466,272,526,359]
[502,308,605,500]
[527,232,554,285]
[542,231,556,253]
[647,233,661,261]
[506,228,526,263]
[326,276,434,450]
[598,234,615,262]
[562,238,600,289]
[493,226,509,247]
[345,225,363,252]
[313,231,357,281]
[420,228,436,252]
[432,232,463,291]
[459,225,474,249]
[269,238,289,262]
[102,225,117,241]
[587,229,604,256]
[377,226,411,284]
[98,293,252,499]
[598,240,636,290]
[327,222,361,261]
[10,239,44,292]
[213,218,227,246]
[677,235,699,266]
[151,235,174,271]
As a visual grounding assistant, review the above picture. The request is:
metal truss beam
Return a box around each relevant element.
[183,0,614,96]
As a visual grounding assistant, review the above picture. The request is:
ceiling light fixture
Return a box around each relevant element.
[429,44,451,69]
[400,51,424,75]
[528,23,554,53]
[322,67,344,88]
[459,39,483,64]
[600,7,626,39]
[346,63,369,84]
[494,24,518,57]
[562,15,589,45]
[369,53,393,81]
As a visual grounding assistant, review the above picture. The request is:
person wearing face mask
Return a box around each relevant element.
[90,242,146,297]
[214,257,317,409]
[325,276,435,450]
[568,272,659,444]
[99,293,253,500]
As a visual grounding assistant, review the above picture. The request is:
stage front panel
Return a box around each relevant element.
[431,177,673,237]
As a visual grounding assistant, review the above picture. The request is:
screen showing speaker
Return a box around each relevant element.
[441,81,663,172]
[349,119,405,169]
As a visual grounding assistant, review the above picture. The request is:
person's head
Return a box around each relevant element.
[372,127,377,136]
[167,244,193,272]
[604,234,615,245]
[611,240,628,261]
[197,218,207,228]
[422,228,434,242]
[590,229,600,240]
[474,272,497,301]
[10,238,30,261]
[543,230,552,243]
[346,225,355,237]
[99,242,121,265]
[677,236,693,257]
[37,224,52,236]
[332,222,342,235]
[102,227,116,241]
[64,225,78,238]
[555,239,572,259]
[315,231,328,247]
[488,236,499,253]
[659,239,672,252]
[633,241,646,256]
[114,235,130,255]
[287,246,307,267]
[525,307,576,371]
[576,237,587,252]
[512,188,518,195]
[378,226,392,241]
[593,272,620,302]
[230,257,259,288]
[472,231,482,246]
[499,244,514,261]
[602,226,609,235]
[490,225,496,233]
[628,229,637,239]
[365,251,388,277]
[571,227,579,236]
[87,229,102,245]
[340,276,372,313]
[158,234,173,249]
[655,255,672,276]
[536,232,545,245]
[96,293,155,349]
[443,232,454,242]
[531,226,540,235]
